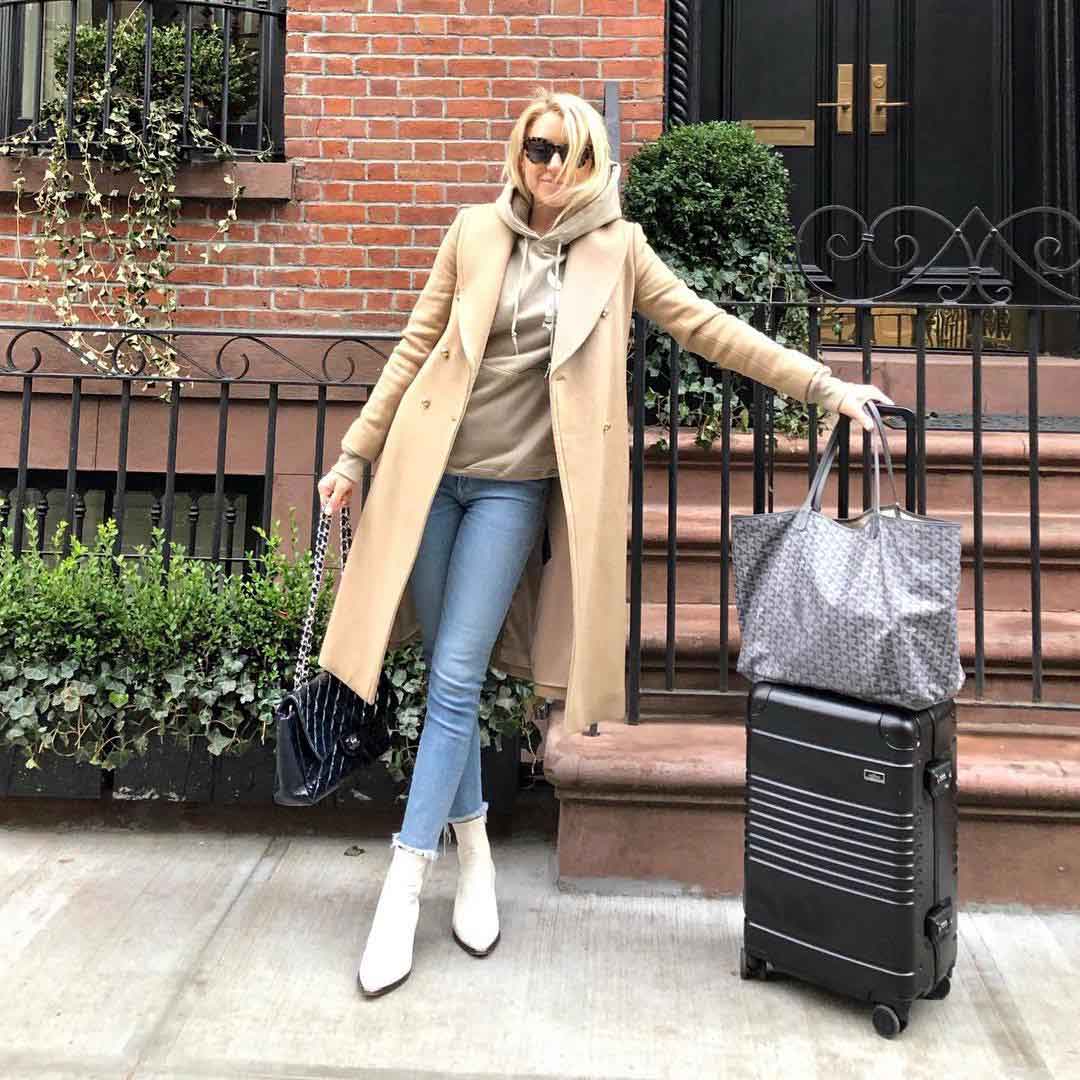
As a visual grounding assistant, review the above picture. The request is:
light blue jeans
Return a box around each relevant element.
[392,470,552,861]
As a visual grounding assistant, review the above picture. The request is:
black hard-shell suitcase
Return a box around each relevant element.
[740,681,958,1038]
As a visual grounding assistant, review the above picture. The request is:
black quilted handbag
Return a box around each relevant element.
[273,505,395,806]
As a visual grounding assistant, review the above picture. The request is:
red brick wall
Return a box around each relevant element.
[0,1,665,331]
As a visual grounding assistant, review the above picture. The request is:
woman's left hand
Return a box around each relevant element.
[836,382,895,431]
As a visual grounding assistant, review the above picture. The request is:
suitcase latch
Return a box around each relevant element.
[925,900,954,944]
[924,759,953,799]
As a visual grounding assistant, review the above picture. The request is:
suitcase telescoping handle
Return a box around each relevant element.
[864,403,917,513]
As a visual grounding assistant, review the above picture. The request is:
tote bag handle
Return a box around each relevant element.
[799,401,900,525]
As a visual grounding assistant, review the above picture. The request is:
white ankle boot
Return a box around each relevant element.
[357,844,432,996]
[450,814,500,956]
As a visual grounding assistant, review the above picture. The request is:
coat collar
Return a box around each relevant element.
[457,204,630,378]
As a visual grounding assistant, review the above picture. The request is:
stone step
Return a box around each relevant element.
[640,429,1080,517]
[630,603,1080,703]
[541,715,1080,907]
[824,349,1080,420]
[633,507,1080,612]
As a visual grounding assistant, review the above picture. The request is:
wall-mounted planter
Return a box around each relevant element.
[3,749,102,799]
[0,159,295,201]
[0,726,523,812]
[110,736,213,802]
[211,738,278,804]
[332,761,406,810]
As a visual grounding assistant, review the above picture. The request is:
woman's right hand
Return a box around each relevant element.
[317,470,354,514]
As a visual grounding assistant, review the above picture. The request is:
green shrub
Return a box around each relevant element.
[0,509,542,791]
[623,121,818,445]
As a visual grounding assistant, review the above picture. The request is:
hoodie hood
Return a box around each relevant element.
[492,161,623,358]
[494,160,624,244]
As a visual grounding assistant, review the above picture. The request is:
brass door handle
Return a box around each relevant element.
[870,65,905,132]
[821,63,853,133]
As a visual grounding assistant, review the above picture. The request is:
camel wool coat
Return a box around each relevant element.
[317,197,842,736]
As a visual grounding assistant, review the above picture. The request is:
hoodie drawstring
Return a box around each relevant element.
[544,239,563,379]
[511,235,564,377]
[510,236,529,356]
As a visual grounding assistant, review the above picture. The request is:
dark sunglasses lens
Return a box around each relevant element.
[524,138,555,164]
[524,138,594,167]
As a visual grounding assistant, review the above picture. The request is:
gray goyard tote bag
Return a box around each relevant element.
[731,401,965,710]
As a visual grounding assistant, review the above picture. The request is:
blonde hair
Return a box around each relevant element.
[502,89,614,229]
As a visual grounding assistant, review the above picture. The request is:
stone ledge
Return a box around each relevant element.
[543,719,745,803]
[544,719,1080,813]
[543,717,1080,904]
[642,425,1080,468]
[641,504,1080,558]
[0,158,295,201]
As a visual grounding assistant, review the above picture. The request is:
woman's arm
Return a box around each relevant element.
[331,208,465,471]
[629,222,889,428]
[329,448,368,486]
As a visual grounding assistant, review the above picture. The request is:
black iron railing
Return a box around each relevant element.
[0,0,286,158]
[624,203,1080,730]
[0,327,391,570]
[2,204,1078,729]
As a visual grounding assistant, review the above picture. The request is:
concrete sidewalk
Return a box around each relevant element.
[0,787,1076,1080]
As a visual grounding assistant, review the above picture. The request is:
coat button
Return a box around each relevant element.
[421,399,430,408]
[450,415,457,422]
[441,348,450,358]
[556,374,565,381]
[601,307,609,317]
[603,422,611,431]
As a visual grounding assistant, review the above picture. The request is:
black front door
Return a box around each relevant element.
[686,0,1060,309]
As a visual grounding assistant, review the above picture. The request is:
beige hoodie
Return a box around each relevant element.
[442,161,625,480]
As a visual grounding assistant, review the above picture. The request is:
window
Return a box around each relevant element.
[0,0,286,158]
[0,469,266,570]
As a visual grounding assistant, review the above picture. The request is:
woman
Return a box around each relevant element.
[316,90,893,998]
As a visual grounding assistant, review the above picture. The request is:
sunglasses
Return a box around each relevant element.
[523,136,594,168]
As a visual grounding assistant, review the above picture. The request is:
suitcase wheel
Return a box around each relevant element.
[739,947,766,981]
[872,1003,909,1039]
[924,975,952,1001]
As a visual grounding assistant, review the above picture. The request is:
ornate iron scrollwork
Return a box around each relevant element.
[794,204,1080,304]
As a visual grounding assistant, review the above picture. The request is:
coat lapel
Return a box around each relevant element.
[458,206,630,377]
[458,208,515,373]
[550,219,630,375]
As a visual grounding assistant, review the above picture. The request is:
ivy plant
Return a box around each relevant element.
[0,509,544,797]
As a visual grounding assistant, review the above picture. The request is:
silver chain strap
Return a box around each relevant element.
[293,505,352,690]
